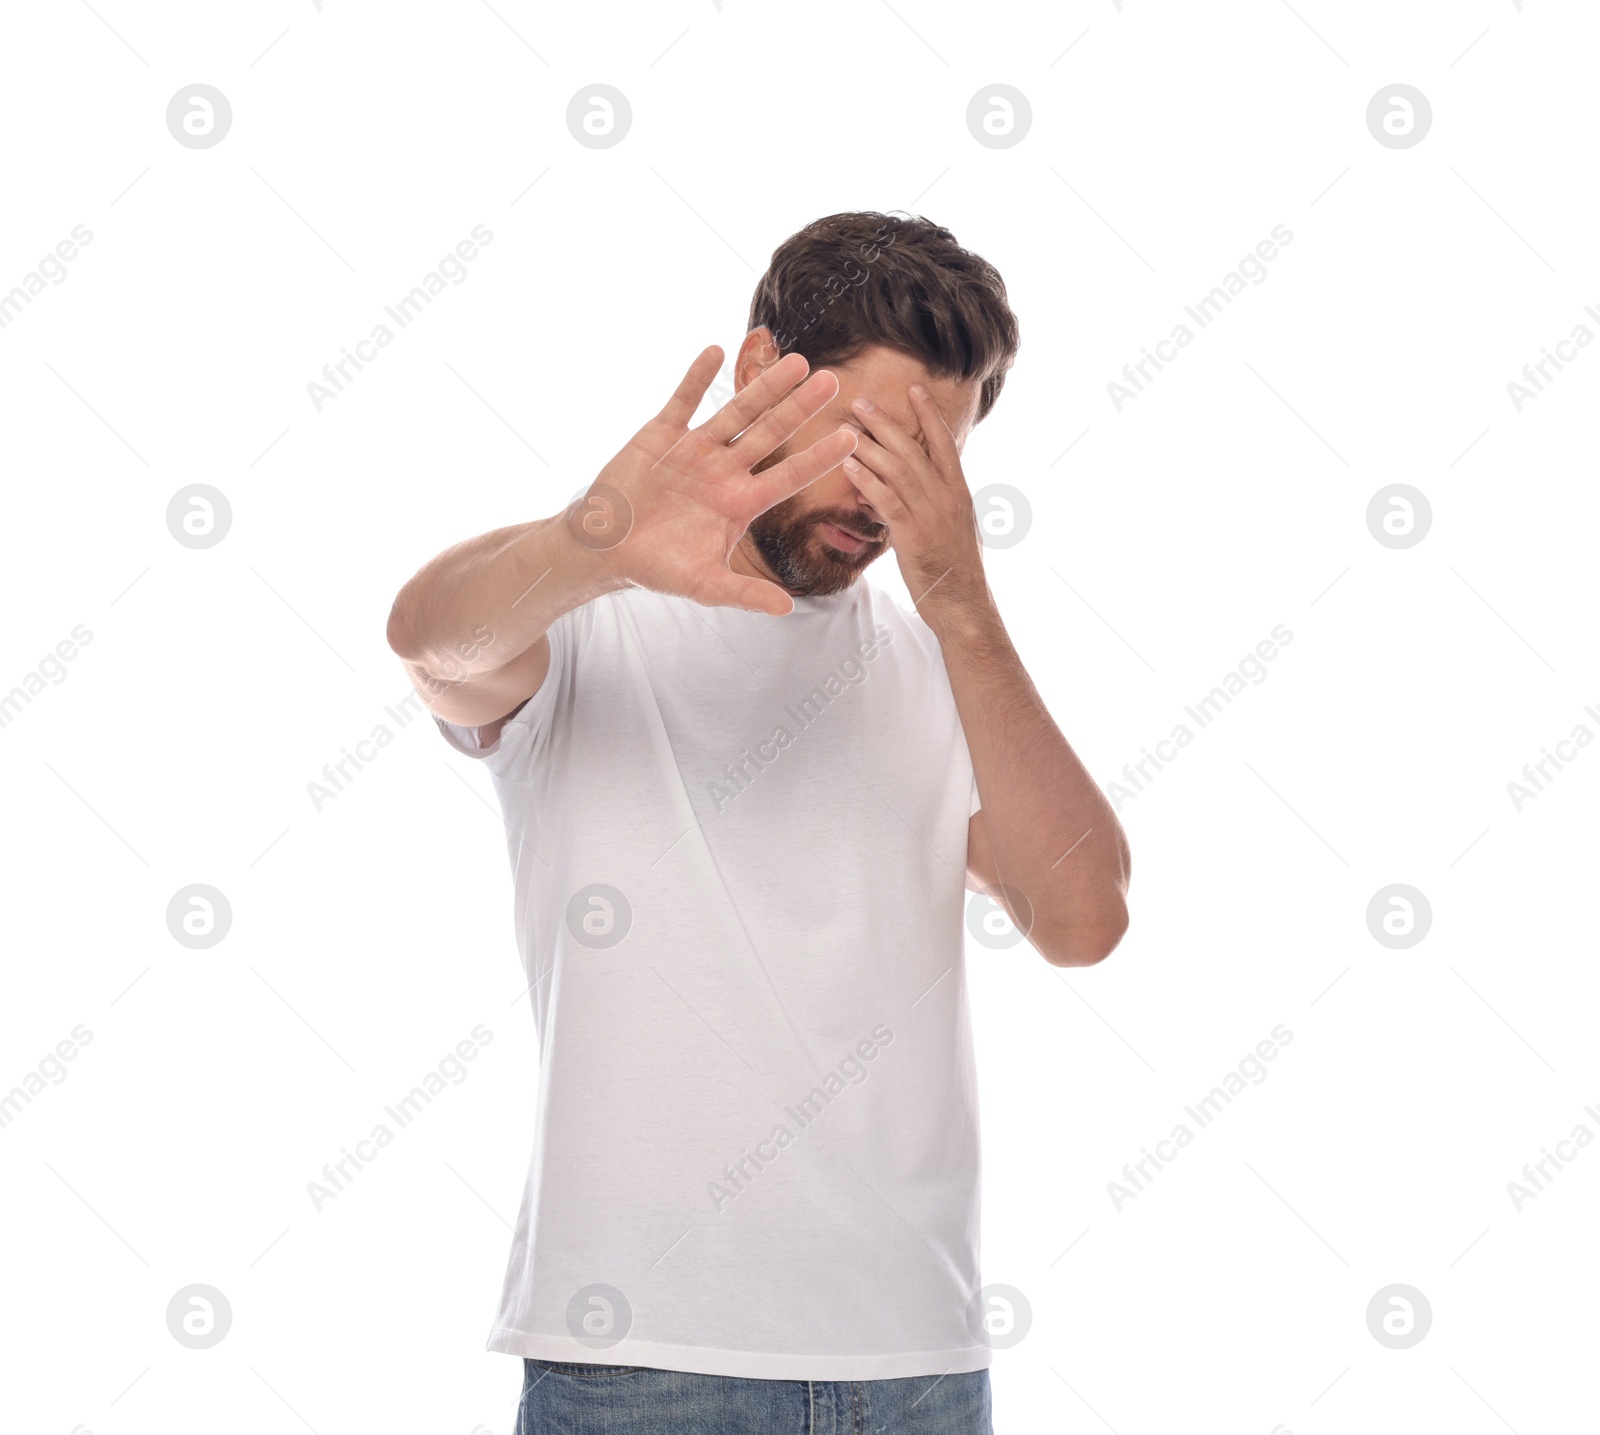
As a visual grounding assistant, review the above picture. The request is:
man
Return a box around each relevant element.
[387,211,1130,1434]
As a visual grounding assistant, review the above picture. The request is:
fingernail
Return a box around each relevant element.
[910,382,929,399]
[842,456,860,471]
[851,397,874,413]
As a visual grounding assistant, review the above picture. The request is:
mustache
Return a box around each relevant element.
[816,513,887,542]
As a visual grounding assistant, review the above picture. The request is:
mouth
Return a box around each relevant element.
[818,521,877,555]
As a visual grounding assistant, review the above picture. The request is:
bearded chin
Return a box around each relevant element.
[744,448,880,596]
[746,504,869,598]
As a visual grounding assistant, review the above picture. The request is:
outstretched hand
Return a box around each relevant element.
[570,346,859,616]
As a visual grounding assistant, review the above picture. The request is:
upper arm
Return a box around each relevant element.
[402,631,551,741]
[965,807,994,895]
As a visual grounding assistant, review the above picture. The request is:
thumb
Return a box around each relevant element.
[697,568,795,617]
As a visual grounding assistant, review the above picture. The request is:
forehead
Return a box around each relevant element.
[827,346,981,440]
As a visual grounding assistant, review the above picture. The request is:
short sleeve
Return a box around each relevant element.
[969,773,981,817]
[434,712,508,760]
[432,607,577,780]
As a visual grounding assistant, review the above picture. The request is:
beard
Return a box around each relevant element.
[745,453,888,597]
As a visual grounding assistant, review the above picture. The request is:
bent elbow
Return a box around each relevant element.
[1038,904,1128,968]
[386,596,418,661]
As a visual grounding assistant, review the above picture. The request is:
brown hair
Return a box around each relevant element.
[746,211,1019,424]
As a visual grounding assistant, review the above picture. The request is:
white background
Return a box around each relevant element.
[2,1,1596,1431]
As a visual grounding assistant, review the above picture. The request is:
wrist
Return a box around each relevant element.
[547,495,634,601]
[912,567,995,639]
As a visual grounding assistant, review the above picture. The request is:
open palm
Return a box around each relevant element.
[573,347,858,616]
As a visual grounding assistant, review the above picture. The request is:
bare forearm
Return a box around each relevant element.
[386,511,621,686]
[928,591,1131,960]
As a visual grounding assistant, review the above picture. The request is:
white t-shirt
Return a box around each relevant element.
[435,578,987,1381]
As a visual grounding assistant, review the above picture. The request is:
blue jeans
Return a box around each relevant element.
[514,1359,992,1433]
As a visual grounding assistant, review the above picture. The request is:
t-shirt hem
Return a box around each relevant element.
[485,1327,993,1381]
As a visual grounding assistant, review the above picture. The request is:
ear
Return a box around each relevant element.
[734,327,785,391]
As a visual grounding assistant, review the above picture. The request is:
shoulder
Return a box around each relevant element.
[857,579,943,661]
